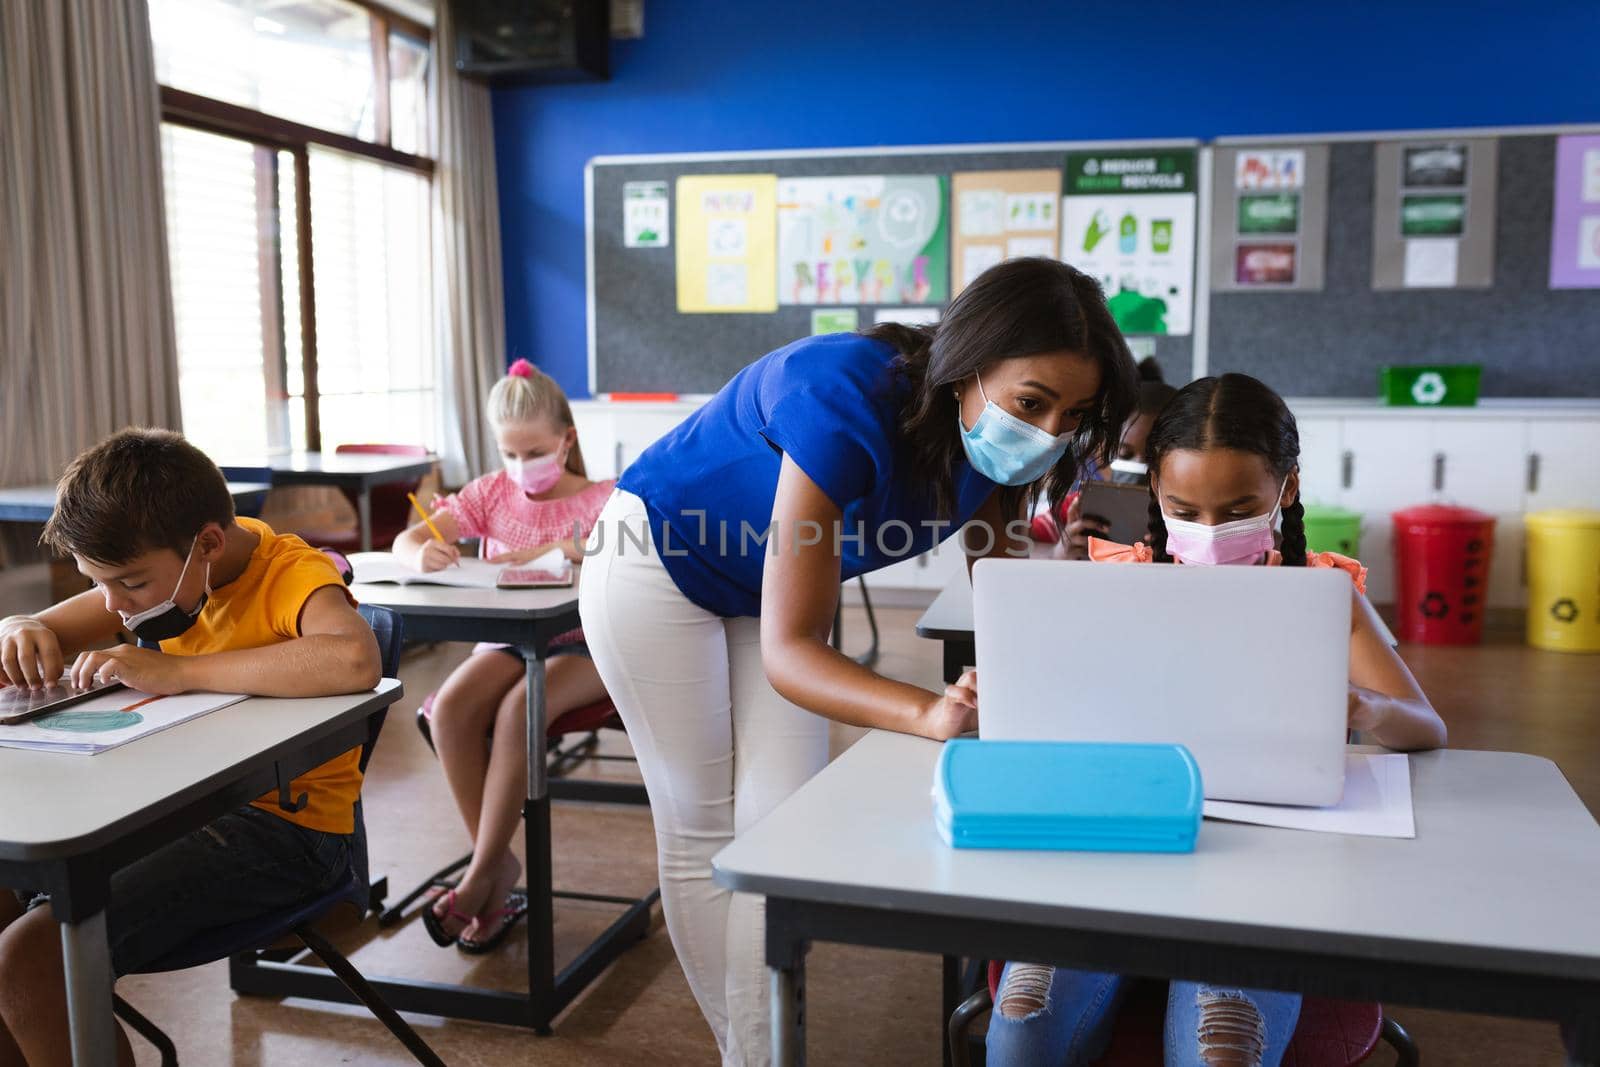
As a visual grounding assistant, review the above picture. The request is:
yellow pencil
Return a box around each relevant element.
[407,492,446,543]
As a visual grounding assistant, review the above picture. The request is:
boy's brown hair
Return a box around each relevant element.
[42,428,235,564]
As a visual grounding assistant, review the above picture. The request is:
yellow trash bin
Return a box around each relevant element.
[1524,509,1600,653]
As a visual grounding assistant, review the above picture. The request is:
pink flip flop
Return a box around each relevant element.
[420,887,475,947]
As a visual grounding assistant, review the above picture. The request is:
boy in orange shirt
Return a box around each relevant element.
[0,429,381,1065]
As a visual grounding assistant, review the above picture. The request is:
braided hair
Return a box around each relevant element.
[1144,374,1306,566]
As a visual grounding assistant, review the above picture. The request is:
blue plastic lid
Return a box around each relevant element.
[934,740,1203,852]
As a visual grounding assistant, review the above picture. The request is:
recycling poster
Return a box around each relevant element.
[1060,149,1197,335]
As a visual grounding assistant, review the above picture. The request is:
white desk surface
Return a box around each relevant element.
[226,453,431,477]
[0,481,272,510]
[0,678,401,859]
[915,574,973,639]
[714,731,1600,982]
[349,573,582,620]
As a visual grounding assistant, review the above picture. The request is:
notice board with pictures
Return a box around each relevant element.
[1206,127,1600,398]
[586,140,1201,395]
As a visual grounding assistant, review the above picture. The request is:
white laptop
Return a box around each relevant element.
[973,558,1352,806]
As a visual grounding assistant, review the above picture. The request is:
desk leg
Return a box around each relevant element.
[771,961,805,1067]
[357,490,373,552]
[1568,1013,1599,1067]
[523,648,556,1032]
[941,638,975,685]
[60,911,117,1067]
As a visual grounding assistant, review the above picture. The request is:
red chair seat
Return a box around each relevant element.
[315,444,430,553]
[985,962,1383,1066]
[417,691,620,747]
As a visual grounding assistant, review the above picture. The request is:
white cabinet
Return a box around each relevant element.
[1291,404,1600,609]
[1526,419,1600,511]
[1294,415,1345,510]
[1430,420,1528,607]
[570,399,704,480]
[1337,417,1437,603]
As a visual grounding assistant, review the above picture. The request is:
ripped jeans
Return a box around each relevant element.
[985,964,1301,1067]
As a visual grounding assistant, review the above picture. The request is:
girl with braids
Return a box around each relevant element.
[580,258,1137,1064]
[989,373,1444,1067]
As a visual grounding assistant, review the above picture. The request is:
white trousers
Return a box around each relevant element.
[579,489,830,1066]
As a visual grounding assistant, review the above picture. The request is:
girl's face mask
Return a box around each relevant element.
[1160,476,1290,566]
[506,448,565,495]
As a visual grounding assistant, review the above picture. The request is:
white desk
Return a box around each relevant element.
[217,453,433,550]
[236,577,658,1032]
[0,482,273,524]
[713,731,1600,1066]
[0,679,403,1067]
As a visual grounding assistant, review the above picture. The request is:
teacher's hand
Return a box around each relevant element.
[918,668,978,740]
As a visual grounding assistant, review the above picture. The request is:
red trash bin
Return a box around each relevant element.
[1392,505,1497,645]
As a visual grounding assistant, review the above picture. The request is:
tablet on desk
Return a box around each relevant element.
[0,678,125,725]
[1078,480,1152,546]
[497,566,574,589]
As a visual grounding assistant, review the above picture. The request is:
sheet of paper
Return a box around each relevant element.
[623,180,669,248]
[1006,235,1056,259]
[1549,135,1600,287]
[951,169,1062,296]
[1403,237,1459,288]
[0,689,248,754]
[958,190,1004,237]
[810,308,859,335]
[777,175,948,305]
[874,307,940,327]
[675,174,778,312]
[1203,753,1414,838]
[961,244,1004,287]
[349,552,504,589]
[1062,148,1198,335]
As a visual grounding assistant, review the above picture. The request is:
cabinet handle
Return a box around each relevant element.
[613,442,624,476]
[1527,452,1541,495]
[1432,452,1446,493]
[1340,450,1354,490]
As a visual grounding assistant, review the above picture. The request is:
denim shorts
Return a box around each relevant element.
[17,803,352,977]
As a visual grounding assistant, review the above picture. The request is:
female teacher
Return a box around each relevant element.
[579,258,1137,1064]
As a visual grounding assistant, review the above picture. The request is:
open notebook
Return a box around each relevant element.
[0,688,246,754]
[349,550,572,589]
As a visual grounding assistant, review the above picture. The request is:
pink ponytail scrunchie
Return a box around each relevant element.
[508,358,536,379]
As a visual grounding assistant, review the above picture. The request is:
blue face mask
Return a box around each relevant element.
[957,373,1074,486]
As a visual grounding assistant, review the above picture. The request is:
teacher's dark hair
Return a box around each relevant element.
[867,257,1138,522]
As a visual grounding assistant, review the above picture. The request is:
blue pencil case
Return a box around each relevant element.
[933,739,1203,853]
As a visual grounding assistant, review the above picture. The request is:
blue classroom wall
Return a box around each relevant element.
[491,1,1595,399]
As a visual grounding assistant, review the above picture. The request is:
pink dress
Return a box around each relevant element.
[435,470,616,652]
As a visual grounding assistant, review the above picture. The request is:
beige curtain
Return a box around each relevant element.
[0,0,182,489]
[430,0,507,488]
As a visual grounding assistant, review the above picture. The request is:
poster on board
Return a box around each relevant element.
[1061,149,1197,334]
[1549,134,1600,288]
[951,168,1061,295]
[1371,140,1497,290]
[776,176,948,305]
[675,174,778,313]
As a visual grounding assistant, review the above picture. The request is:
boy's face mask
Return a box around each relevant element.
[121,539,211,643]
[1159,477,1290,566]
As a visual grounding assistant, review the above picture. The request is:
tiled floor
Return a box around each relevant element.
[92,602,1600,1065]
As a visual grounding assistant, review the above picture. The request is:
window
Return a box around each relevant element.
[150,0,435,459]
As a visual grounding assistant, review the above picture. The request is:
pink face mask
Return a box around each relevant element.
[1161,478,1289,566]
[506,445,566,495]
